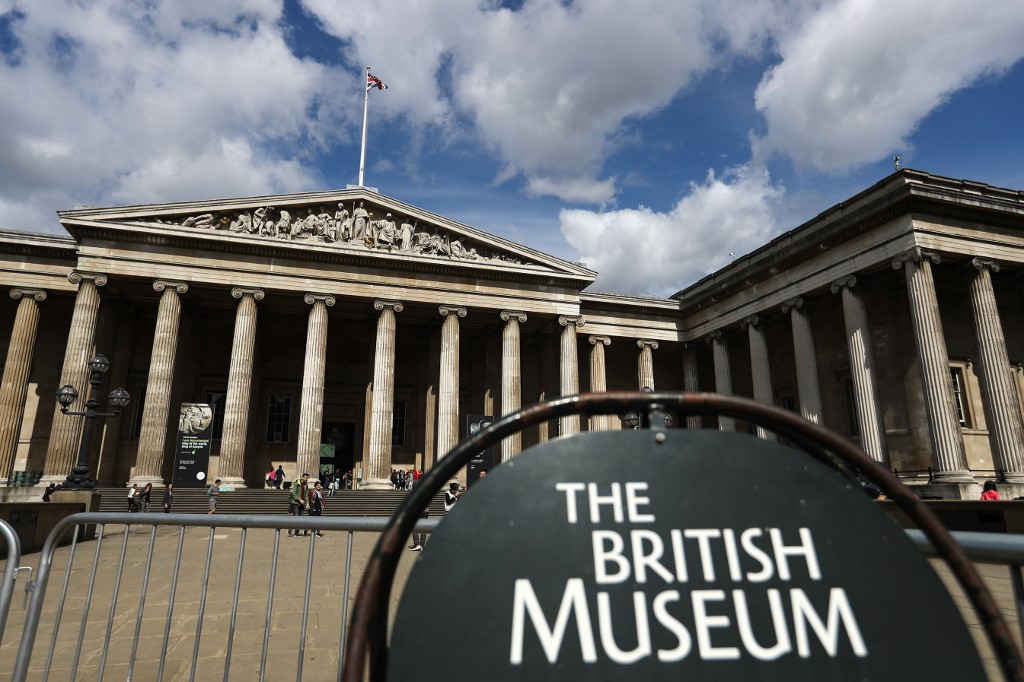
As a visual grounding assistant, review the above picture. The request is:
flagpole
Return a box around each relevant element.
[358,65,370,187]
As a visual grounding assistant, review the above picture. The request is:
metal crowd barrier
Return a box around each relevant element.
[6,513,437,682]
[1,518,23,644]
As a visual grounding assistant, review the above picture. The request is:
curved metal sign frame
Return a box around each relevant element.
[341,391,1024,682]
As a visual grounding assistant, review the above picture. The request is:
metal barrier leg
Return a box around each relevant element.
[0,518,23,646]
[297,531,318,682]
[188,527,217,682]
[259,529,282,682]
[127,526,158,680]
[41,524,80,682]
[67,523,107,681]
[223,528,248,681]
[1012,564,1024,651]
[97,523,132,679]
[337,529,354,682]
[157,525,186,682]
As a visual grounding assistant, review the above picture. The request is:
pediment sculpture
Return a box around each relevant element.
[136,200,527,265]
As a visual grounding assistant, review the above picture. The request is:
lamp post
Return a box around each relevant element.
[55,354,130,490]
[620,387,673,430]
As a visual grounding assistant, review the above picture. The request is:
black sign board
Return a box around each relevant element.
[465,414,494,487]
[172,403,213,488]
[389,430,984,681]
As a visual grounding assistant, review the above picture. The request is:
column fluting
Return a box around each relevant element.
[682,343,702,430]
[0,289,46,484]
[43,272,106,483]
[968,259,1024,481]
[437,305,466,460]
[558,316,585,436]
[133,280,189,485]
[218,287,263,488]
[588,335,610,432]
[782,297,823,424]
[893,251,971,482]
[637,339,658,390]
[296,294,335,478]
[500,311,527,460]
[743,315,776,441]
[366,300,403,488]
[708,331,735,431]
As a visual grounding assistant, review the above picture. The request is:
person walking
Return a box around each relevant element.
[274,465,285,490]
[288,472,311,537]
[141,482,153,512]
[982,481,1002,500]
[127,484,139,512]
[207,479,221,514]
[310,481,325,537]
[444,482,460,514]
[162,483,174,513]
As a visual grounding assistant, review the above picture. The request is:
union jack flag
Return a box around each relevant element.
[367,73,389,92]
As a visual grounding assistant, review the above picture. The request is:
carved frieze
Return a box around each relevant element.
[135,198,530,266]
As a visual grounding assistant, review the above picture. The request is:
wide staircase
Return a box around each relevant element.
[96,486,447,516]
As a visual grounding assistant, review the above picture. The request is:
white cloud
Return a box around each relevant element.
[561,164,783,297]
[0,0,339,231]
[753,0,1024,171]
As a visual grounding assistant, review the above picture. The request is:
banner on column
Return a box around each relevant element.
[172,403,213,488]
[466,414,494,487]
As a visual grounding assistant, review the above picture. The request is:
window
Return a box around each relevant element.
[950,367,972,429]
[392,400,407,448]
[266,395,292,443]
[205,391,226,440]
[132,385,147,439]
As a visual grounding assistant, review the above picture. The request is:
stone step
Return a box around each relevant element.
[97,487,447,516]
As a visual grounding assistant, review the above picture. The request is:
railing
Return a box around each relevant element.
[5,512,437,682]
[0,518,23,644]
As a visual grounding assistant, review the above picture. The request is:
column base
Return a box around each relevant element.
[930,470,976,485]
[129,474,166,488]
[38,474,69,487]
[917,481,982,500]
[1002,473,1024,485]
[216,476,247,490]
[360,477,396,490]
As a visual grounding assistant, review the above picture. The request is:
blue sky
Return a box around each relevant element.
[1,0,1022,297]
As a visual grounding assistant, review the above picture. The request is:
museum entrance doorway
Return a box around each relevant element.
[320,422,355,480]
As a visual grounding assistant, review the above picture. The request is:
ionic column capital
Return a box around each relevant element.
[740,314,760,329]
[830,275,858,294]
[636,339,659,350]
[438,305,467,318]
[589,335,611,346]
[971,257,1000,274]
[9,288,47,302]
[706,330,725,343]
[68,271,107,287]
[500,310,528,323]
[231,287,265,301]
[153,280,189,295]
[892,248,940,270]
[304,292,336,307]
[781,296,803,314]
[558,315,585,328]
[374,299,403,313]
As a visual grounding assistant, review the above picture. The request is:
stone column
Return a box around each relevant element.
[682,343,702,430]
[295,294,335,478]
[742,315,776,442]
[831,276,888,464]
[782,297,823,424]
[968,258,1024,481]
[637,340,658,390]
[588,335,611,432]
[0,288,46,484]
[558,316,585,436]
[500,311,527,461]
[708,331,735,431]
[133,280,189,486]
[436,305,466,460]
[218,287,264,488]
[366,300,403,488]
[43,272,107,484]
[892,251,971,482]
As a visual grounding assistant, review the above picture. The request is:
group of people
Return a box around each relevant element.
[390,468,420,490]
[287,472,326,537]
[267,466,353,494]
[127,482,175,513]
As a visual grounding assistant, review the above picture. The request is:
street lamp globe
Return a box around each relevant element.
[108,387,131,409]
[88,354,110,374]
[56,384,78,408]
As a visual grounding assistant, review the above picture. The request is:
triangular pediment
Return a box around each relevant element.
[58,188,596,284]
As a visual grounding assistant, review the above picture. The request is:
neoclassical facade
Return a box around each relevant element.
[0,169,1022,498]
